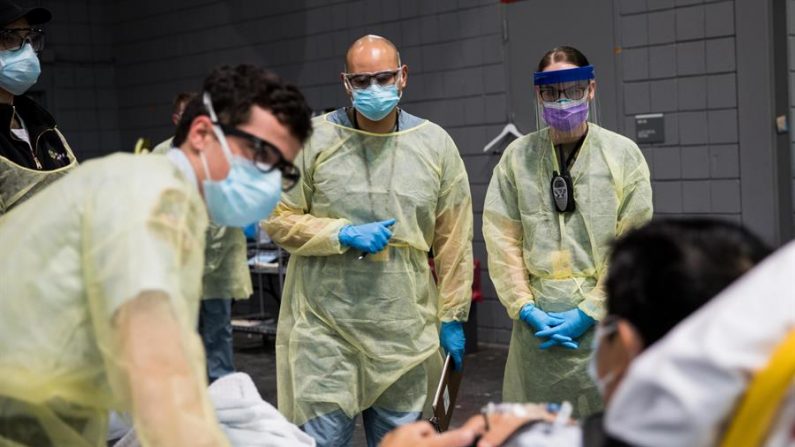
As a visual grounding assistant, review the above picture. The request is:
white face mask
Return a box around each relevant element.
[587,321,619,397]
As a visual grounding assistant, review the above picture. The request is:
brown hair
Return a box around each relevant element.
[172,92,197,115]
[537,46,590,72]
[173,64,313,146]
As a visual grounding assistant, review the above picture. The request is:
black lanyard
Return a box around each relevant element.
[555,133,586,176]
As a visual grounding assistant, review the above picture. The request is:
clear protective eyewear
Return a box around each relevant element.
[0,27,45,52]
[532,65,599,134]
[203,91,300,192]
[218,124,301,192]
[343,68,402,90]
[538,81,591,102]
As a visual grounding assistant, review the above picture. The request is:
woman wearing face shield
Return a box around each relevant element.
[482,46,653,417]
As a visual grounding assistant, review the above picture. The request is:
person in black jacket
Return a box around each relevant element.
[0,0,76,215]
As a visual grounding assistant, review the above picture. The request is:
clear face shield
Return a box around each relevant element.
[533,65,599,144]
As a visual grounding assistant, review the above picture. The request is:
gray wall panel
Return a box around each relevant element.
[23,0,794,345]
[612,0,789,229]
[30,0,121,159]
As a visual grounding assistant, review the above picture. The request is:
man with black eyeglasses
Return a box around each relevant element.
[0,64,311,446]
[0,0,77,216]
[156,84,297,385]
[153,90,248,386]
[263,34,473,446]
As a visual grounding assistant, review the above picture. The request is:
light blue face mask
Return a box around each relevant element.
[200,92,283,228]
[351,82,401,121]
[0,43,41,96]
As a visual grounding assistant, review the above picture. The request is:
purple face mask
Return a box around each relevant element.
[542,98,590,131]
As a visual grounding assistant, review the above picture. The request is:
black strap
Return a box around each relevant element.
[556,133,587,175]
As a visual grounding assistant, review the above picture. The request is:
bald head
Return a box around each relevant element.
[345,34,401,73]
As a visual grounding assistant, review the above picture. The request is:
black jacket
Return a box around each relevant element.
[582,412,633,447]
[500,412,634,447]
[0,95,71,170]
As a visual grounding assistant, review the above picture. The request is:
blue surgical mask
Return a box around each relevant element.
[0,43,40,96]
[200,93,283,227]
[352,83,401,121]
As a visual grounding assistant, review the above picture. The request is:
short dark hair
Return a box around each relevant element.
[537,46,590,72]
[173,64,312,147]
[606,218,770,347]
[172,91,197,115]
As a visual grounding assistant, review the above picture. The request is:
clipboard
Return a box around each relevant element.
[428,354,463,432]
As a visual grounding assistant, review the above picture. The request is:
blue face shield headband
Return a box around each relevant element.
[533,65,595,86]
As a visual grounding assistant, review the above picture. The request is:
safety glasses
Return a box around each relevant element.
[219,124,301,192]
[342,68,402,90]
[539,82,590,102]
[0,27,45,52]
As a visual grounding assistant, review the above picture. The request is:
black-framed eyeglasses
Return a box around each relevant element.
[343,68,401,90]
[0,27,45,52]
[218,124,300,192]
[539,82,590,102]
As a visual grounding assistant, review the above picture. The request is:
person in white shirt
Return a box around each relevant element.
[607,235,795,446]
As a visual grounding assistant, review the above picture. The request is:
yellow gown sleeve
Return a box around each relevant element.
[577,147,653,320]
[433,136,474,323]
[261,148,351,256]
[115,292,230,447]
[86,180,228,446]
[483,147,536,320]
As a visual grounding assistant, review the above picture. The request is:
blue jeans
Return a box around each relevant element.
[302,407,421,447]
[198,298,234,383]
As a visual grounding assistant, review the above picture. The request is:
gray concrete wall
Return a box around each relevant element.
[617,0,742,222]
[29,0,120,159]
[105,0,511,344]
[108,0,504,152]
[29,0,793,344]
[616,0,792,245]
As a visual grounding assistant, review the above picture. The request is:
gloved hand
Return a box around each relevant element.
[539,337,579,350]
[440,321,465,371]
[338,219,396,253]
[534,308,595,344]
[519,303,563,331]
[243,222,258,240]
[520,303,578,350]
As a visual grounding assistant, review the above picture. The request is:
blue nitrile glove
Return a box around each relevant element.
[535,308,595,343]
[440,321,466,371]
[538,337,579,350]
[520,303,579,350]
[243,222,258,240]
[338,219,396,253]
[519,303,563,331]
